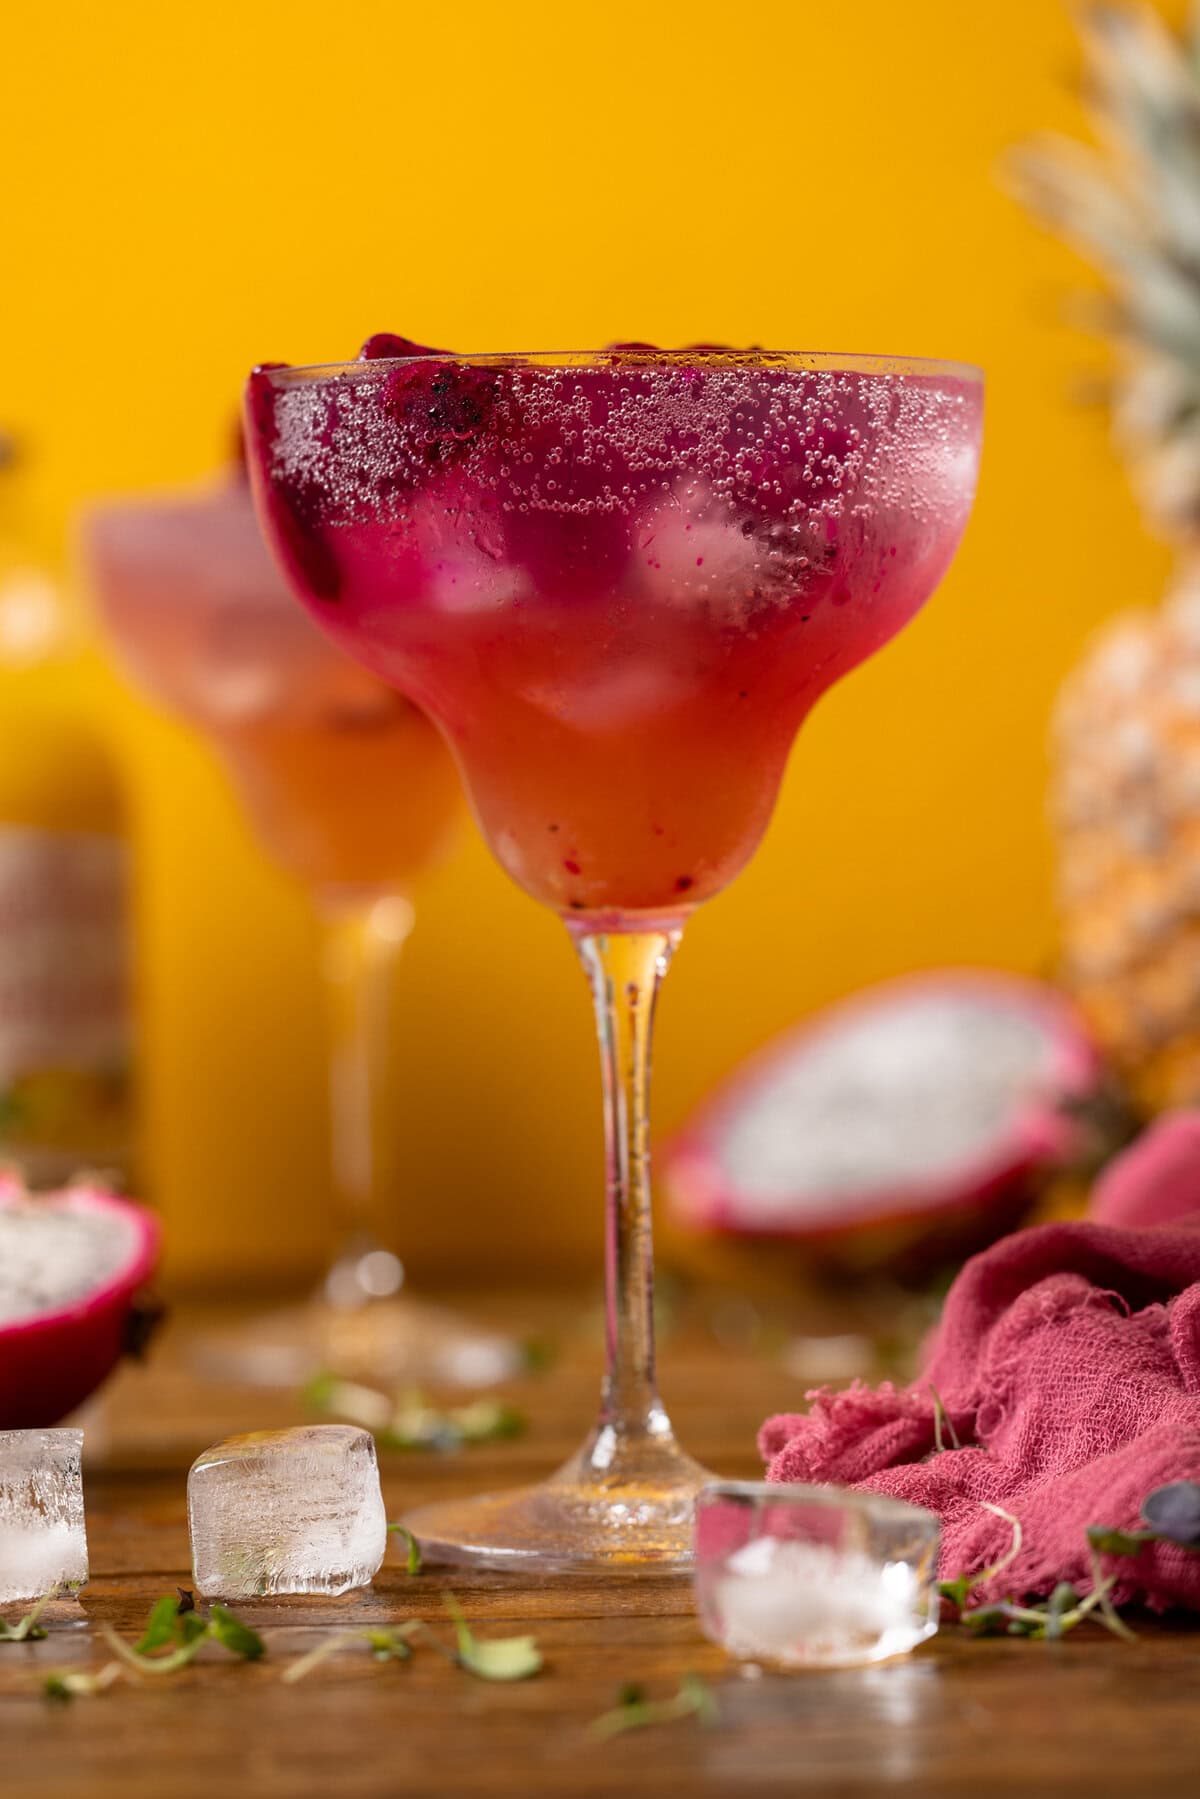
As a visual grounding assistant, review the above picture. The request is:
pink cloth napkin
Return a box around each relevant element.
[760,1175,1200,1607]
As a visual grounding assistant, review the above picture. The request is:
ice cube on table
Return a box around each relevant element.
[187,1425,387,1599]
[694,1479,939,1669]
[0,1428,89,1605]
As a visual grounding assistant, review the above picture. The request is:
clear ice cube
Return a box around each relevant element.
[187,1425,388,1598]
[0,1428,89,1605]
[694,1479,940,1669]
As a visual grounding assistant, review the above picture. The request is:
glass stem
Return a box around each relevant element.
[319,892,415,1305]
[572,925,682,1460]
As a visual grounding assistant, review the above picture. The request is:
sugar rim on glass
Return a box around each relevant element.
[257,350,984,385]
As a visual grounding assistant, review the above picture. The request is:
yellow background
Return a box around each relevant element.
[0,0,1179,1285]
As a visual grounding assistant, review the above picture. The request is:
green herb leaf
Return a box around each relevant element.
[386,1523,423,1574]
[366,1627,415,1663]
[938,1504,1023,1615]
[300,1371,342,1413]
[1086,1525,1154,1557]
[43,1663,122,1703]
[589,1674,718,1739]
[959,1603,1012,1636]
[135,1594,188,1654]
[444,1596,542,1681]
[1044,1582,1080,1640]
[207,1604,265,1661]
[302,1372,392,1430]
[453,1400,526,1445]
[0,1586,58,1642]
[380,1396,527,1454]
[103,1598,263,1678]
[937,1575,971,1611]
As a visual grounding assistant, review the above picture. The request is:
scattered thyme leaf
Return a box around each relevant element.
[443,1596,542,1681]
[959,1603,1011,1636]
[1083,1543,1138,1643]
[102,1597,263,1677]
[0,1586,59,1642]
[206,1605,265,1661]
[1086,1525,1154,1558]
[307,1368,526,1453]
[452,1400,526,1445]
[302,1372,392,1430]
[43,1662,122,1703]
[365,1627,416,1664]
[135,1593,189,1654]
[939,1504,1023,1612]
[380,1397,527,1454]
[589,1674,718,1740]
[1044,1582,1079,1641]
[282,1623,420,1684]
[386,1523,423,1574]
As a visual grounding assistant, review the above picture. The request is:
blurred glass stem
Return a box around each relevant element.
[319,892,414,1309]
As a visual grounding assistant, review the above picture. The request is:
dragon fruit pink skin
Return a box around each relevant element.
[0,1177,160,1428]
[662,970,1102,1278]
[1089,1112,1200,1231]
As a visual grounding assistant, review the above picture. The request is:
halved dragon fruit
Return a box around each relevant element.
[662,971,1101,1277]
[0,1177,160,1427]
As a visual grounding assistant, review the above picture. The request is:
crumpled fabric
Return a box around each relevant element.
[760,1213,1200,1607]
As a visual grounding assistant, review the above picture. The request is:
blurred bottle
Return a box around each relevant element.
[0,436,133,1185]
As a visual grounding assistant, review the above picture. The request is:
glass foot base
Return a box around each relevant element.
[403,1439,714,1573]
[190,1294,520,1390]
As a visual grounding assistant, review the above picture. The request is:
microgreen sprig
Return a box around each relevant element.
[304,1373,525,1452]
[43,1663,122,1703]
[99,1592,264,1677]
[281,1624,419,1685]
[937,1503,1023,1613]
[280,1596,542,1685]
[386,1523,423,1574]
[939,1481,1200,1644]
[440,1595,542,1681]
[589,1674,719,1740]
[0,1585,59,1642]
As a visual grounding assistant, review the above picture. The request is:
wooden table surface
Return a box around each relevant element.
[3,1293,1199,1798]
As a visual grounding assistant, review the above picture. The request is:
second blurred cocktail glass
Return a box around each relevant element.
[246,347,983,1567]
[85,469,516,1386]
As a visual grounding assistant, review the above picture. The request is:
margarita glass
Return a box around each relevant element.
[245,347,983,1568]
[84,469,516,1386]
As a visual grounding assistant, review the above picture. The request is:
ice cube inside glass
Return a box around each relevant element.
[694,1480,940,1669]
[0,1428,89,1605]
[187,1425,387,1599]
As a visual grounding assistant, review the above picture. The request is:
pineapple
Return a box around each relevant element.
[1016,5,1200,1107]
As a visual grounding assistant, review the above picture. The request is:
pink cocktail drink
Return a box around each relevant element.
[247,352,981,922]
[246,347,983,1570]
